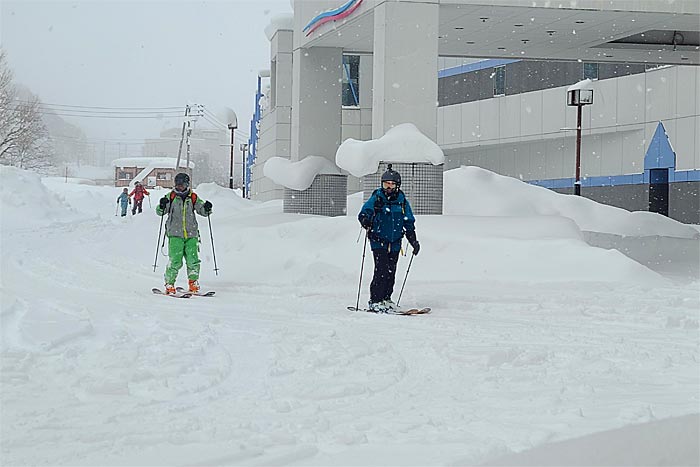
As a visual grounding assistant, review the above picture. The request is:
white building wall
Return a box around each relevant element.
[439,66,700,181]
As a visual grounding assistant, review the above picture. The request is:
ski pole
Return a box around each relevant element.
[396,250,415,307]
[153,210,165,272]
[356,225,364,243]
[115,203,119,216]
[207,214,219,275]
[354,230,369,312]
[147,194,151,208]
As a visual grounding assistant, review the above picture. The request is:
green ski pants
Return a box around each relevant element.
[164,236,200,285]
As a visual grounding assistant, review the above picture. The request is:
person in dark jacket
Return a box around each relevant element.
[358,164,420,312]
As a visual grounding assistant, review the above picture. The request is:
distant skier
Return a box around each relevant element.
[116,188,130,217]
[129,180,150,215]
[156,172,213,295]
[358,164,420,312]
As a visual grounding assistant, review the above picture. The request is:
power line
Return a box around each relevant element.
[36,107,185,115]
[12,99,182,111]
[36,111,187,119]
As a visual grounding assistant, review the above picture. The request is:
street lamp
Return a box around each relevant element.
[227,112,238,190]
[566,87,593,196]
[239,143,248,198]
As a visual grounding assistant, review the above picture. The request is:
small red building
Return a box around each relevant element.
[112,157,195,188]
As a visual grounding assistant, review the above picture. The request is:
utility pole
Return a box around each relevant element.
[175,105,190,174]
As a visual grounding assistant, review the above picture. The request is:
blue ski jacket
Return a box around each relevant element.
[117,193,130,206]
[358,188,416,252]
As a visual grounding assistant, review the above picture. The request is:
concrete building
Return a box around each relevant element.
[251,0,699,222]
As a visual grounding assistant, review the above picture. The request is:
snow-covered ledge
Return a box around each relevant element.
[264,13,294,41]
[335,123,445,176]
[263,156,341,191]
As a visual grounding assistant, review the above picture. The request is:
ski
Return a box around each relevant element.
[347,306,431,315]
[152,287,192,298]
[176,287,215,297]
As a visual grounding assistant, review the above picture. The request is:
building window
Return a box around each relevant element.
[342,55,360,107]
[493,66,506,96]
[157,172,169,180]
[118,171,132,180]
[583,62,599,80]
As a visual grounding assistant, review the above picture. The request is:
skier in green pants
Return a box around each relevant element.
[156,172,213,294]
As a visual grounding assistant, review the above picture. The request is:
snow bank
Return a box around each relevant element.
[0,166,79,230]
[193,182,253,213]
[263,156,340,191]
[445,166,698,239]
[43,176,128,221]
[336,123,444,177]
[483,413,699,466]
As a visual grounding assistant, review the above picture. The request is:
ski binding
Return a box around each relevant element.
[152,287,192,298]
[347,306,431,315]
[176,287,215,297]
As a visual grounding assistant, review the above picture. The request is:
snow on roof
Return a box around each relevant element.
[567,78,594,92]
[263,156,340,191]
[111,157,195,169]
[335,123,445,177]
[264,13,294,41]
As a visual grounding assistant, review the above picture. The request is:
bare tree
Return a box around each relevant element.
[0,50,52,171]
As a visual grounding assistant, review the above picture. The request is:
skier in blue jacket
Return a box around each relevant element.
[358,164,420,312]
[116,188,130,217]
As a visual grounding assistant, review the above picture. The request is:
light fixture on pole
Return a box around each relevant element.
[227,111,238,190]
[566,87,593,196]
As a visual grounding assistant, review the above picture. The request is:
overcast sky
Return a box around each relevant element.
[1,0,293,146]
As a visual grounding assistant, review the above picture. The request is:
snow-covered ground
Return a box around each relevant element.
[1,165,698,466]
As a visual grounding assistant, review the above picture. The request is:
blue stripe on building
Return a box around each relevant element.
[438,59,520,78]
[528,169,700,189]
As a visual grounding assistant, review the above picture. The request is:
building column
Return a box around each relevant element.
[287,46,347,216]
[291,46,343,162]
[372,0,439,140]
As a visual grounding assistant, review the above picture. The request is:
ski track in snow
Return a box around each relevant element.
[1,185,699,466]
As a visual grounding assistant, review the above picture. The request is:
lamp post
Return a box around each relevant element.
[239,143,248,198]
[566,88,593,196]
[227,112,238,190]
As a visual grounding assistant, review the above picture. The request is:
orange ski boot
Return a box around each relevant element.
[188,280,200,294]
[165,284,176,295]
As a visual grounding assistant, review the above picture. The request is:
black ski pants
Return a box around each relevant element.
[369,248,400,303]
[132,198,143,214]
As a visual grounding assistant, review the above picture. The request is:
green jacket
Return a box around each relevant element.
[156,190,209,239]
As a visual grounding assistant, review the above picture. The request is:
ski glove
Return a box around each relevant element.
[203,200,212,215]
[405,230,420,255]
[359,214,372,229]
[159,196,169,210]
